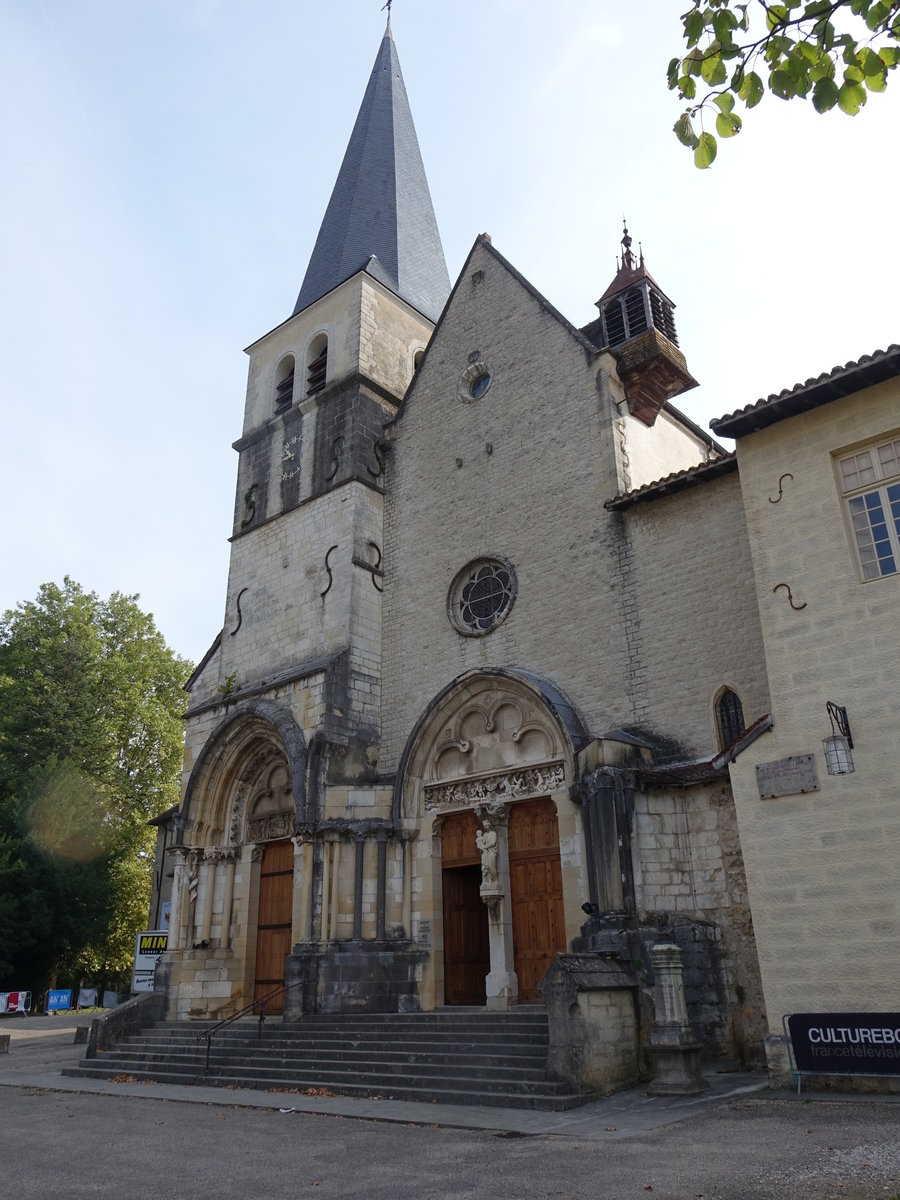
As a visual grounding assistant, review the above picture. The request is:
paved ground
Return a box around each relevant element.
[1,1014,899,1199]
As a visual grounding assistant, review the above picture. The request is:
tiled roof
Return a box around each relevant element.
[605,452,737,511]
[637,713,773,787]
[711,345,900,438]
[293,24,450,323]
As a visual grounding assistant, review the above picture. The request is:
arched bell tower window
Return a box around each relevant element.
[715,688,746,750]
[274,355,295,412]
[306,334,328,397]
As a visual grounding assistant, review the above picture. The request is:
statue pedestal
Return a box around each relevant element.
[482,889,517,1010]
[648,943,708,1096]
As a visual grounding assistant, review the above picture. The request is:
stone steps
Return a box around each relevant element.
[64,1009,590,1110]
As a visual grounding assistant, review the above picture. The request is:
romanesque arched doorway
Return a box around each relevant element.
[165,704,306,1019]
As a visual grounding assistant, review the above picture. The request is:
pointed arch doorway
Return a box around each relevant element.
[406,671,583,1009]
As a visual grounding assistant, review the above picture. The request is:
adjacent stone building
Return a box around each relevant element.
[153,20,898,1086]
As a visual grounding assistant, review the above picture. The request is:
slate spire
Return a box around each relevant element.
[292,25,450,323]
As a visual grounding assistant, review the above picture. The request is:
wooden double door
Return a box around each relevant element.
[253,839,294,1012]
[441,799,566,1005]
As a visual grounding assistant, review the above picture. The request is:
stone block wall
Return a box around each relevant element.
[614,471,770,755]
[725,377,900,1036]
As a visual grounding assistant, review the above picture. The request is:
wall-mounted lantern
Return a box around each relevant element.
[823,702,854,776]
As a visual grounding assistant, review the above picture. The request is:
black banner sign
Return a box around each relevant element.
[787,1013,900,1077]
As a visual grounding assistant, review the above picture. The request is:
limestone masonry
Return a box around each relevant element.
[150,21,900,1091]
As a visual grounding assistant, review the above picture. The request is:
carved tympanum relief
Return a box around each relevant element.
[246,763,294,843]
[410,679,569,816]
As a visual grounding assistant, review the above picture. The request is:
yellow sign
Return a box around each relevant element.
[138,932,168,955]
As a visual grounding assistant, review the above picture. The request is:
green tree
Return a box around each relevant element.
[0,579,190,992]
[669,0,900,167]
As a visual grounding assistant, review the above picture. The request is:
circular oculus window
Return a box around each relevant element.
[458,361,493,404]
[448,558,516,636]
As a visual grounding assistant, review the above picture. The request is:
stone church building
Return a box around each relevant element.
[154,21,900,1086]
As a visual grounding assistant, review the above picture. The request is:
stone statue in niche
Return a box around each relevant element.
[475,820,499,890]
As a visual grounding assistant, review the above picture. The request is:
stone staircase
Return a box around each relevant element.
[64,1008,591,1110]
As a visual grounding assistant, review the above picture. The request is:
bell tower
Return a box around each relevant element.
[212,16,449,755]
[165,19,450,1020]
[591,222,697,427]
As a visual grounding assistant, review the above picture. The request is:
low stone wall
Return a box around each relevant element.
[85,991,166,1057]
[541,954,639,1092]
[300,940,425,1016]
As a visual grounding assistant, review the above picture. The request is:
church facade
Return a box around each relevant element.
[154,22,900,1085]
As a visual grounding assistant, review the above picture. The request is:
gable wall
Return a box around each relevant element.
[381,243,743,770]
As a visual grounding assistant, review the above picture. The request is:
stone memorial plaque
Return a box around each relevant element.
[756,754,819,799]
[416,920,432,951]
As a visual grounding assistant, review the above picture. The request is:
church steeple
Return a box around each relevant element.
[293,24,450,323]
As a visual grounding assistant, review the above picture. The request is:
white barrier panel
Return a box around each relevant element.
[1,991,31,1015]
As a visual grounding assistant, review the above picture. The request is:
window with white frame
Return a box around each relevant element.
[838,436,900,580]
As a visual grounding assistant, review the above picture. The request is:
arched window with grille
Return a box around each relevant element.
[715,688,746,750]
[306,334,328,397]
[274,355,295,411]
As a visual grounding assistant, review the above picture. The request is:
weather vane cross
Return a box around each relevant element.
[382,0,392,12]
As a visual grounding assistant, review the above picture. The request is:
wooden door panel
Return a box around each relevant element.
[441,811,481,866]
[442,864,489,1006]
[509,800,566,1002]
[254,839,294,1012]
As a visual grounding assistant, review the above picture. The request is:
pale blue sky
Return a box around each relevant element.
[2,1,898,664]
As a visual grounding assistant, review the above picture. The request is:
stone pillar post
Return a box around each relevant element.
[648,942,708,1095]
[475,802,518,1011]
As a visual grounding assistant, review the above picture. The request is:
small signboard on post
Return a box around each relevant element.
[784,1012,900,1092]
[131,930,168,994]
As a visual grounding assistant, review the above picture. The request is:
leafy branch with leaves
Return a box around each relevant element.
[669,0,900,166]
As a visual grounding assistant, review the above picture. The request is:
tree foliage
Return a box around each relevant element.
[669,0,900,166]
[0,579,190,991]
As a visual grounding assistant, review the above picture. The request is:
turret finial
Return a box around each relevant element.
[621,218,636,270]
[382,0,392,35]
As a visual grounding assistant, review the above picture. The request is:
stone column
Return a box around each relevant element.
[401,834,413,940]
[292,836,315,944]
[475,803,518,1011]
[168,849,189,951]
[648,943,708,1095]
[196,852,216,945]
[319,836,331,942]
[352,835,365,941]
[375,831,388,941]
[220,850,236,949]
